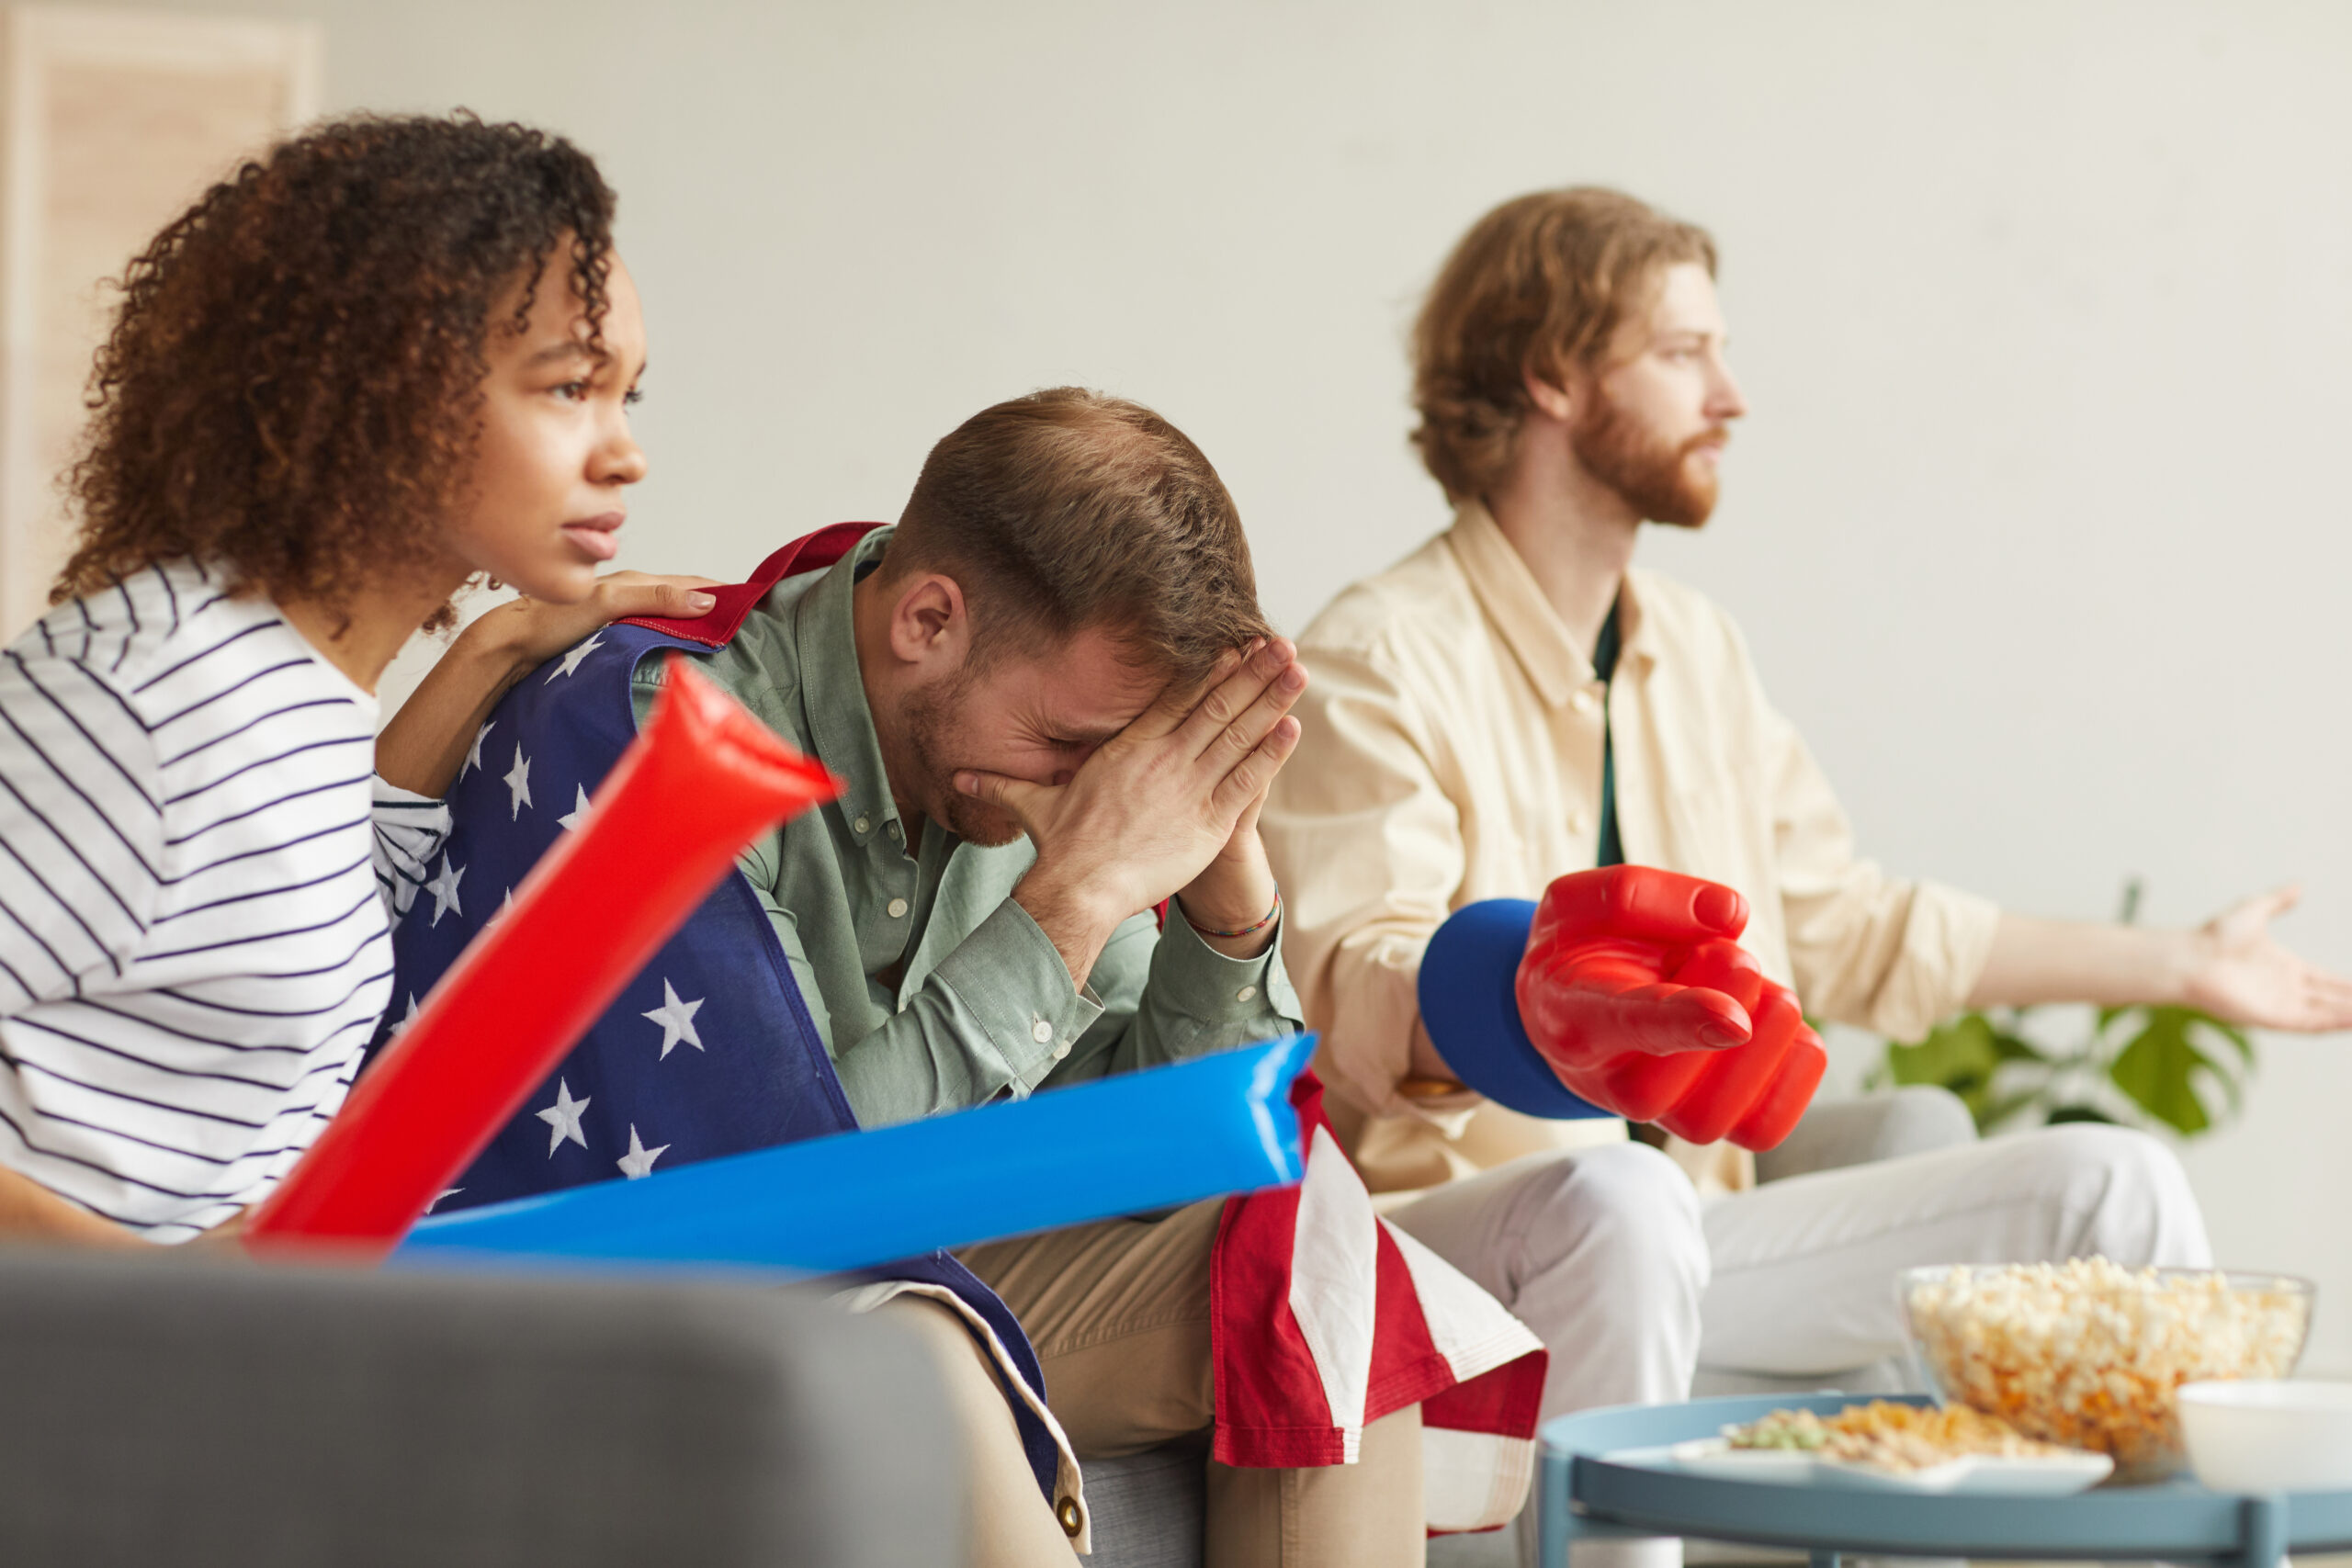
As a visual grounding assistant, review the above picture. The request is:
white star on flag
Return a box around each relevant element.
[536,1077,591,1156]
[461,720,493,780]
[616,1125,669,1179]
[424,858,465,926]
[641,979,707,1058]
[391,992,418,1035]
[557,784,592,832]
[425,1188,462,1213]
[547,632,606,682]
[503,746,533,819]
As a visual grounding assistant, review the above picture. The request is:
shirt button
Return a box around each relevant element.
[1571,688,1599,715]
[1053,1043,1070,1061]
[1237,985,1258,1002]
[854,814,872,835]
[1568,809,1591,835]
[1031,1019,1055,1044]
[888,820,902,840]
[887,897,909,919]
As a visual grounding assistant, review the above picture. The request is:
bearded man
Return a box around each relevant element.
[1261,188,2352,1565]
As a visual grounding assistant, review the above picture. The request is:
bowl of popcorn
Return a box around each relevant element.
[1899,1259,2314,1483]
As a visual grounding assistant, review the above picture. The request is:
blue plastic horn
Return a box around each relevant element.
[1418,899,1609,1121]
[395,1032,1317,1274]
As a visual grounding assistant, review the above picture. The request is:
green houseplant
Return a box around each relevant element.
[1863,881,2256,1138]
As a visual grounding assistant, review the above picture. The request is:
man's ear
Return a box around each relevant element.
[886,572,970,672]
[1522,363,1577,425]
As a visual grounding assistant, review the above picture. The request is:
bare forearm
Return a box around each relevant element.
[1965,913,2194,1010]
[1173,851,1280,962]
[0,1164,140,1247]
[1012,870,1123,994]
[375,626,531,797]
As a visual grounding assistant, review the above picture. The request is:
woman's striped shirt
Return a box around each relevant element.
[0,559,448,1240]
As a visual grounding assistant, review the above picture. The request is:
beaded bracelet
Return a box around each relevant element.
[1188,893,1282,941]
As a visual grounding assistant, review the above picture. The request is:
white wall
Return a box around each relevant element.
[75,0,2352,1365]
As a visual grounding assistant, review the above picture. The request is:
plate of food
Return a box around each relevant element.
[1662,1401,2114,1494]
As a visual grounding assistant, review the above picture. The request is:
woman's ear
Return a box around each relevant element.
[886,572,969,671]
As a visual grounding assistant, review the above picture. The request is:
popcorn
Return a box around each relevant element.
[1903,1259,2312,1480]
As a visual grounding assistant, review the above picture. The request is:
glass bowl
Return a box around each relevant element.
[1898,1261,2314,1483]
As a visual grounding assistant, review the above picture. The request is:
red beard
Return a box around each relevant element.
[1570,392,1724,528]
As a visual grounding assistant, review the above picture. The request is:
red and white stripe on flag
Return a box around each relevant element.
[1210,1072,1547,1534]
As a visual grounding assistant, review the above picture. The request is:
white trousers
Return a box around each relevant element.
[1394,1124,2212,1568]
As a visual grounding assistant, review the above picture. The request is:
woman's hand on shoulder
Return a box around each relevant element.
[379,573,719,798]
[467,571,719,674]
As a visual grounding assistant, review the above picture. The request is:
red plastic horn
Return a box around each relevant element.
[244,659,840,1257]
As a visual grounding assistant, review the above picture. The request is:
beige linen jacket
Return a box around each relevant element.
[1262,503,2002,1197]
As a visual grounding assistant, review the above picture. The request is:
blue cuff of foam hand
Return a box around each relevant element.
[1417,899,1611,1121]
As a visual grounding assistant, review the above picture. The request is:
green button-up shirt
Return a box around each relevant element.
[631,527,1304,1130]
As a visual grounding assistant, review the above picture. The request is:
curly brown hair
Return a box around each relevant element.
[1411,188,1716,505]
[55,111,616,624]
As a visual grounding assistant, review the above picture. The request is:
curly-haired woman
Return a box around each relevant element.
[0,112,711,1244]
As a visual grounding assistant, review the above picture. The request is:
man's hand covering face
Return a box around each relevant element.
[1513,866,1827,1150]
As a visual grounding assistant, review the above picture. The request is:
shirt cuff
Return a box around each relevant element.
[370,775,449,813]
[1147,909,1306,1030]
[929,898,1107,1088]
[369,776,453,919]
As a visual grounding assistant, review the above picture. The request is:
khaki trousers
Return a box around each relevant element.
[929,1195,1425,1568]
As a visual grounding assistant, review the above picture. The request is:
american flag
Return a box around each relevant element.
[377,526,1546,1535]
[370,529,1063,1499]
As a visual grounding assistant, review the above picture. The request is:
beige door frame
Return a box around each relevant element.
[0,6,321,635]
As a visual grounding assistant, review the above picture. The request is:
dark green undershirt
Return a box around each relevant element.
[1595,592,1624,869]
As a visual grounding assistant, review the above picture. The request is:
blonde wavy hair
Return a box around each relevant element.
[1409,187,1716,504]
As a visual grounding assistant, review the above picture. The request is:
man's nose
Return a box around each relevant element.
[1709,363,1748,422]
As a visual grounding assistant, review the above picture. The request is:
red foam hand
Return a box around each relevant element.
[1512,866,1826,1151]
[1646,940,1827,1147]
[244,660,842,1258]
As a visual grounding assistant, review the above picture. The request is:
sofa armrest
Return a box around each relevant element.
[0,1246,956,1567]
[1753,1086,1977,1184]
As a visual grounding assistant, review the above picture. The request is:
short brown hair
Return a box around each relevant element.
[888,389,1271,686]
[57,112,616,624]
[1410,187,1717,504]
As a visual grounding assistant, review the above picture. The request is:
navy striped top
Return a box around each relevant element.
[0,559,448,1239]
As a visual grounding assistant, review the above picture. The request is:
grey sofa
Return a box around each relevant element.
[0,1247,958,1567]
[0,1090,1970,1568]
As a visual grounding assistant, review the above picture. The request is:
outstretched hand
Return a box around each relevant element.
[2182,886,2352,1032]
[378,571,721,799]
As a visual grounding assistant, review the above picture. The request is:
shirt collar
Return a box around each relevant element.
[793,525,899,847]
[1445,500,1657,708]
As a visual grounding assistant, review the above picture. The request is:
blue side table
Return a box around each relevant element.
[1539,1393,2352,1568]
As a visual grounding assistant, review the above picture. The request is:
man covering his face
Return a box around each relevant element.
[613,389,1426,1567]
